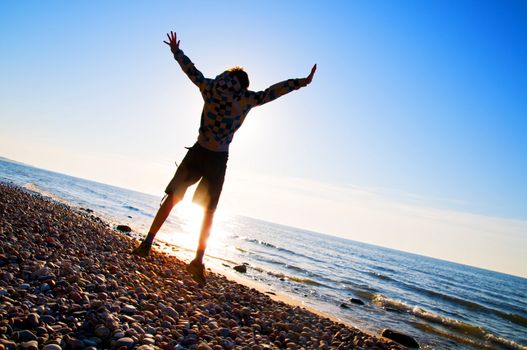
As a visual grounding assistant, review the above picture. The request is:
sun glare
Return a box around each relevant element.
[172,199,229,252]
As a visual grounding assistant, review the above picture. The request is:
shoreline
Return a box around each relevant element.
[0,183,403,349]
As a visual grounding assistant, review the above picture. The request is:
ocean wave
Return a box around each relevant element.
[367,271,394,281]
[398,281,527,328]
[411,322,497,350]
[22,183,68,204]
[123,205,141,212]
[251,251,341,285]
[348,288,377,302]
[241,237,326,264]
[374,295,527,350]
[256,269,328,287]
[245,238,277,248]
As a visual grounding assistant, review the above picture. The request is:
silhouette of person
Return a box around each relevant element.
[133,31,316,285]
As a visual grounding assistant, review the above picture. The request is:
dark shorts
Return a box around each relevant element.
[164,143,228,210]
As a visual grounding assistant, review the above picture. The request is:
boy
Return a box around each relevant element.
[133,31,316,285]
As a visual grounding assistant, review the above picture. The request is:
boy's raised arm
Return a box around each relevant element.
[249,64,317,107]
[164,31,208,90]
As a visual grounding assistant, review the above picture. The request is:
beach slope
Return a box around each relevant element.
[0,183,402,350]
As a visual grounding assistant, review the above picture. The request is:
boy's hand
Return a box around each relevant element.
[306,64,317,85]
[163,31,180,54]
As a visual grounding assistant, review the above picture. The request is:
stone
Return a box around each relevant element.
[142,338,155,345]
[115,337,134,349]
[196,343,212,350]
[381,329,420,348]
[339,303,350,309]
[31,267,54,280]
[20,341,38,350]
[116,225,132,233]
[146,326,156,335]
[0,340,16,350]
[286,343,298,350]
[16,330,38,342]
[233,265,247,273]
[164,306,179,319]
[137,346,155,350]
[65,337,85,349]
[122,304,137,314]
[87,337,102,345]
[113,331,126,339]
[41,315,56,324]
[43,345,62,350]
[218,328,230,337]
[3,273,14,282]
[26,313,40,327]
[350,298,365,305]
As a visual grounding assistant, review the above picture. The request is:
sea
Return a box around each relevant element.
[0,157,525,350]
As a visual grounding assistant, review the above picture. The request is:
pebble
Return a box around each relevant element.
[65,337,85,349]
[122,304,137,314]
[41,315,56,324]
[218,328,231,337]
[42,345,62,350]
[142,338,155,345]
[146,326,156,335]
[0,340,16,350]
[115,337,134,348]
[19,341,38,350]
[164,306,179,319]
[113,331,126,339]
[40,283,51,292]
[16,330,37,342]
[26,313,40,328]
[136,346,155,350]
[196,343,213,350]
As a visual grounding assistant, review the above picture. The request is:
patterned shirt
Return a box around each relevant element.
[173,49,308,152]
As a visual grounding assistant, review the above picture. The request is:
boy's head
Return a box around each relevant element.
[228,66,249,90]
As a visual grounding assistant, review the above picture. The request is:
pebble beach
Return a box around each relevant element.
[0,183,404,350]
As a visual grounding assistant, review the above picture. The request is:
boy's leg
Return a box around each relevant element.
[148,193,183,239]
[187,208,215,286]
[132,193,182,256]
[193,208,215,263]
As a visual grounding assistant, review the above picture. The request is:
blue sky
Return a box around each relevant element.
[1,1,526,275]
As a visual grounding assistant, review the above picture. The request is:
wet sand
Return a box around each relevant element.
[0,183,403,350]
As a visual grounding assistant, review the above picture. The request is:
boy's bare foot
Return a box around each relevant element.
[186,260,207,286]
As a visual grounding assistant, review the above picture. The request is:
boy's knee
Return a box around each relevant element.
[163,193,182,206]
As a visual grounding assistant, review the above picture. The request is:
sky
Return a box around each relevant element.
[1,0,526,277]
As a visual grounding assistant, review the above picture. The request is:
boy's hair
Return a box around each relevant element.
[228,66,249,89]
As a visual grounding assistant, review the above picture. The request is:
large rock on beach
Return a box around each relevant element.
[0,183,404,350]
[350,298,365,305]
[115,225,132,233]
[381,329,420,348]
[233,264,247,273]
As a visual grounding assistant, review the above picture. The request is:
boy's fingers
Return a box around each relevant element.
[167,33,171,42]
[163,40,170,45]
